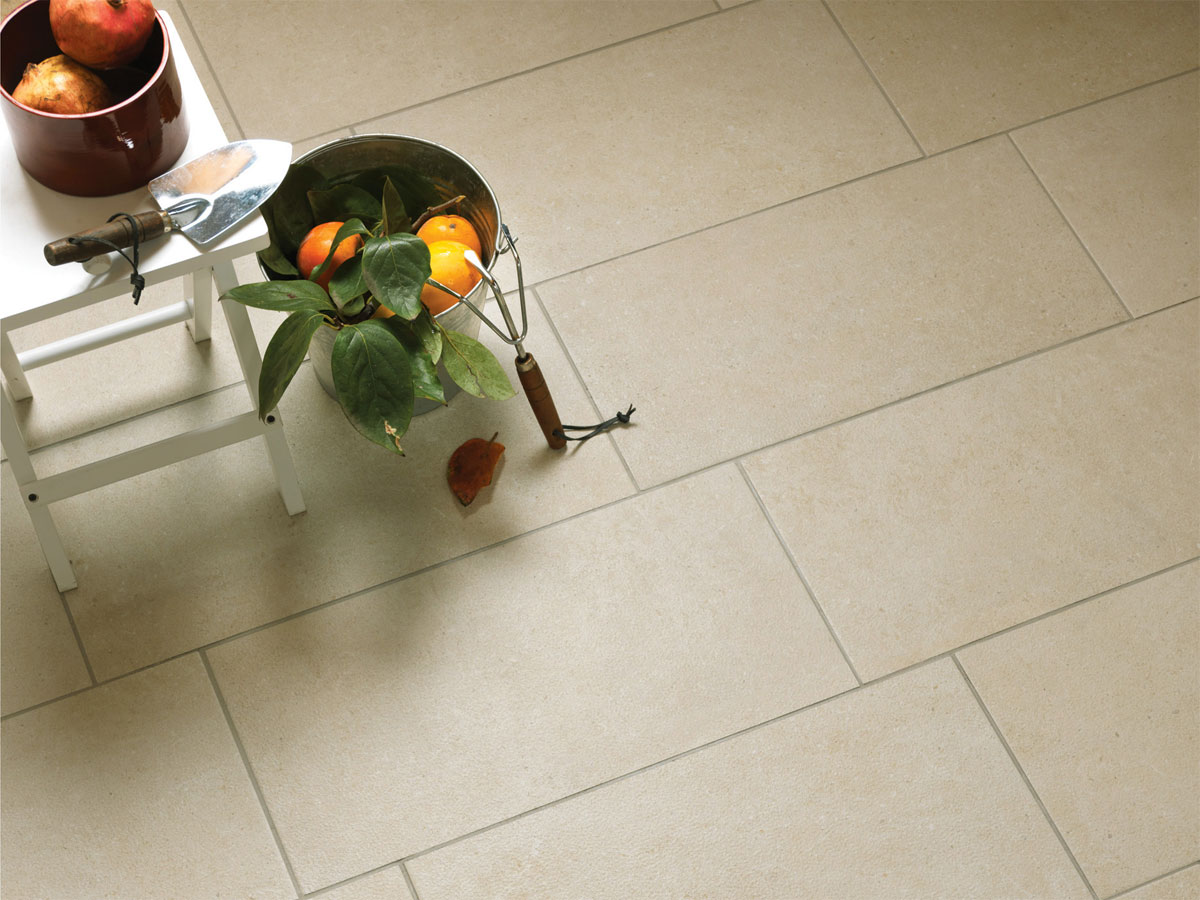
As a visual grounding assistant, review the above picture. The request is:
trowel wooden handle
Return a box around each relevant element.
[516,353,566,450]
[44,210,171,265]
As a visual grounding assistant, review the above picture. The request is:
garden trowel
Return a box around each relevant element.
[43,139,292,266]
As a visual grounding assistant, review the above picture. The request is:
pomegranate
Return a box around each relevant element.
[49,0,157,70]
[11,54,115,114]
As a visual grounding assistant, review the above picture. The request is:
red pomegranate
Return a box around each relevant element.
[49,0,157,70]
[11,54,115,114]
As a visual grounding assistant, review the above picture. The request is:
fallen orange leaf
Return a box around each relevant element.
[447,432,505,506]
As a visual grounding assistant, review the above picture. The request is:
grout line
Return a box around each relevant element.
[381,555,1199,872]
[400,861,422,900]
[199,649,306,900]
[629,295,1196,499]
[821,0,926,157]
[527,285,642,493]
[1001,66,1200,145]
[57,589,98,686]
[6,302,1196,725]
[346,6,726,136]
[951,655,1101,900]
[735,460,863,685]
[1006,134,1134,319]
[173,1,246,141]
[302,861,414,900]
[7,560,1196,890]
[21,375,251,462]
[1104,861,1200,900]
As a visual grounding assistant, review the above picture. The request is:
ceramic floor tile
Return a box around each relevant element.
[539,137,1127,488]
[6,280,252,452]
[743,301,1200,681]
[828,0,1200,154]
[1121,866,1200,900]
[1012,72,1200,316]
[206,464,856,891]
[958,562,1200,898]
[314,867,412,900]
[38,297,631,680]
[156,0,243,141]
[370,0,919,284]
[1,462,92,716]
[407,659,1089,900]
[184,0,714,142]
[0,654,294,900]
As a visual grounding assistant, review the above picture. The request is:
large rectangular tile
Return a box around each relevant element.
[744,301,1200,681]
[315,867,412,900]
[40,298,632,680]
[1123,867,1200,900]
[407,659,1090,900]
[0,655,293,900]
[1,462,92,716]
[371,0,919,284]
[1013,72,1200,316]
[185,0,714,142]
[540,137,1126,487]
[958,562,1200,898]
[206,464,857,892]
[829,0,1199,153]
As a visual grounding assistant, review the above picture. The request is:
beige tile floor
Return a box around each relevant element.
[1,2,1197,898]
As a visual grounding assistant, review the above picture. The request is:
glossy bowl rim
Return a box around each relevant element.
[0,0,171,119]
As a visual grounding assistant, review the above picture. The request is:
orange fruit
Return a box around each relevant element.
[297,221,363,290]
[416,215,482,259]
[421,240,481,315]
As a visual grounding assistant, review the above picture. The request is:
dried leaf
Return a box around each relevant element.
[447,433,505,506]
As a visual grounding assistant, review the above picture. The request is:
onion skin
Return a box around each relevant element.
[12,54,115,114]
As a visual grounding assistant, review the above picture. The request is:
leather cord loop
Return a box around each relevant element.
[67,212,147,304]
[552,404,636,443]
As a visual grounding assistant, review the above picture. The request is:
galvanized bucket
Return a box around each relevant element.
[287,133,503,415]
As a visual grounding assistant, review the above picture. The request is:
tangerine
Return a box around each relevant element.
[416,215,482,259]
[297,221,363,290]
[421,240,481,315]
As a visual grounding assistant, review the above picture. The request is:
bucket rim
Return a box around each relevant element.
[292,132,506,260]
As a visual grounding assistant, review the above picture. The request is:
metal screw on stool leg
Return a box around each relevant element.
[266,415,276,424]
[28,493,38,502]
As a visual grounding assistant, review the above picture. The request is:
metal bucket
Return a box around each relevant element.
[284,134,504,415]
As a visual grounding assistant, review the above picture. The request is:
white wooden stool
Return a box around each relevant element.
[1,12,304,592]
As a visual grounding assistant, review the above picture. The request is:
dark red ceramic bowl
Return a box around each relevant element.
[0,0,188,196]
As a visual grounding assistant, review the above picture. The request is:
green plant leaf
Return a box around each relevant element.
[258,310,328,418]
[339,295,368,319]
[328,255,368,310]
[376,316,445,405]
[265,163,326,257]
[440,328,515,401]
[308,185,381,228]
[379,177,411,236]
[222,280,335,312]
[411,307,442,363]
[361,233,431,321]
[341,165,442,216]
[257,204,300,277]
[258,243,299,278]
[310,218,369,285]
[331,319,415,454]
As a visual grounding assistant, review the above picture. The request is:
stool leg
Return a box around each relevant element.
[1,329,32,401]
[186,266,213,343]
[1,386,76,591]
[213,262,306,516]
